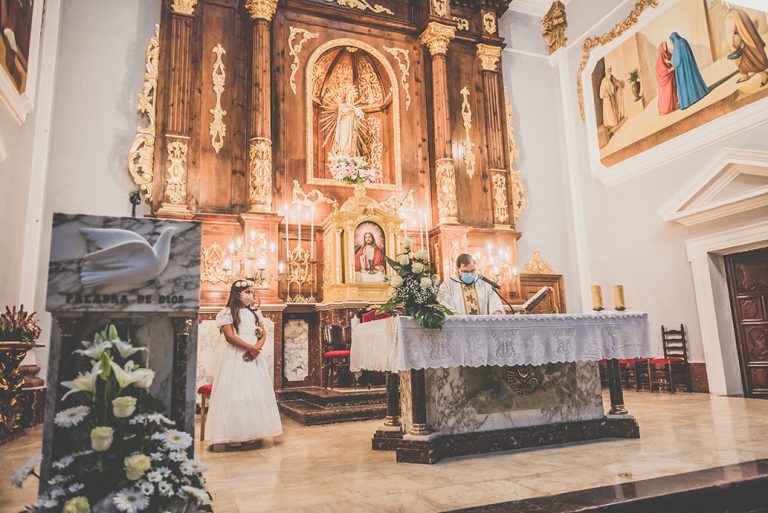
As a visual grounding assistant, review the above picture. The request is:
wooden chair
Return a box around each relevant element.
[649,324,692,393]
[322,325,351,390]
[197,383,212,441]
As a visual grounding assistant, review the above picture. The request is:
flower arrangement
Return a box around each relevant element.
[377,238,453,329]
[12,324,211,513]
[328,153,380,185]
[0,305,42,344]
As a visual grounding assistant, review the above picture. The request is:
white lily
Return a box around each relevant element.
[61,361,101,401]
[74,340,112,360]
[111,339,147,359]
[111,360,155,390]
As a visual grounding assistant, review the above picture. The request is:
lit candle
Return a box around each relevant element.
[269,242,276,254]
[424,212,430,260]
[250,229,256,241]
[284,203,289,259]
[278,261,285,274]
[613,284,626,311]
[310,205,315,259]
[591,283,604,311]
[512,266,519,277]
[297,204,302,251]
[418,209,424,251]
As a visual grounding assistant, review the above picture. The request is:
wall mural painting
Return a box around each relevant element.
[591,0,768,167]
[353,220,386,283]
[0,0,34,92]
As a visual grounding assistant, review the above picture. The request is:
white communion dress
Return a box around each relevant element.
[205,307,283,445]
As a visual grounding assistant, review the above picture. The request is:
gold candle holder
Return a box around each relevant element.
[613,284,626,311]
[591,284,604,311]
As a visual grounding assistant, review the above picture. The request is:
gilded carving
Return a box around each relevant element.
[492,172,509,224]
[482,12,497,35]
[452,16,469,31]
[419,22,456,56]
[357,59,384,105]
[476,44,501,71]
[292,179,339,211]
[505,90,525,222]
[163,140,189,206]
[379,188,414,213]
[244,0,278,20]
[201,242,230,284]
[542,0,567,55]
[170,0,197,16]
[209,44,227,154]
[383,46,411,111]
[436,159,458,222]
[523,250,556,275]
[459,87,476,179]
[127,25,159,201]
[433,0,448,16]
[327,0,394,15]
[249,137,273,212]
[577,0,659,120]
[289,27,319,95]
[362,116,383,175]
[312,53,335,97]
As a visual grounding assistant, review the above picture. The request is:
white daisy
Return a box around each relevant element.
[146,470,163,483]
[157,481,173,497]
[68,482,85,493]
[54,405,91,428]
[11,453,42,488]
[168,451,185,462]
[52,455,75,469]
[112,488,150,513]
[47,474,69,485]
[129,413,148,426]
[50,486,66,499]
[35,494,59,509]
[179,460,207,476]
[181,485,210,505]
[149,452,163,461]
[156,466,171,478]
[146,413,175,426]
[137,480,154,495]
[161,430,192,451]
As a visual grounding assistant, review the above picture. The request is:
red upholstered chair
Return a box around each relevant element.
[197,383,212,441]
[361,310,392,323]
[619,358,651,391]
[323,325,351,389]
[649,324,692,393]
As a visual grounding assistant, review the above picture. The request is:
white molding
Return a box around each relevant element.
[686,220,768,395]
[578,0,768,188]
[659,148,768,226]
[0,0,45,125]
[502,46,549,60]
[0,127,7,162]
[508,0,550,17]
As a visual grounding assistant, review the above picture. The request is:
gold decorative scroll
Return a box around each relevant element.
[162,139,189,209]
[201,242,230,284]
[432,0,448,16]
[383,46,411,111]
[249,137,273,212]
[327,0,394,15]
[420,22,456,56]
[452,16,469,31]
[459,86,476,179]
[476,44,501,71]
[171,0,197,16]
[505,89,525,222]
[127,24,159,201]
[482,12,497,34]
[209,44,227,154]
[380,188,414,213]
[288,27,319,95]
[292,179,339,211]
[363,116,383,174]
[436,159,458,222]
[523,250,556,274]
[542,0,567,55]
[244,0,278,20]
[577,0,659,121]
[492,172,510,224]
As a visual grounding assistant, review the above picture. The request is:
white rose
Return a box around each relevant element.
[411,262,424,274]
[415,250,428,261]
[431,274,441,286]
[420,277,433,290]
[390,275,403,288]
[90,426,114,452]
[132,369,155,389]
[62,496,90,513]
[124,454,152,481]
[397,254,410,266]
[402,237,413,250]
[112,396,137,418]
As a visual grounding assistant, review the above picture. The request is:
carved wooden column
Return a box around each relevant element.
[158,0,197,216]
[245,0,277,213]
[420,22,457,225]
[477,44,511,227]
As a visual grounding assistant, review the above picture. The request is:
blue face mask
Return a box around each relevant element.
[460,272,477,285]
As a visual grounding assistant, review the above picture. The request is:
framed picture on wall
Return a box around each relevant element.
[353,221,386,283]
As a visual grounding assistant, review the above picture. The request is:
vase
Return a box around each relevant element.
[631,80,641,101]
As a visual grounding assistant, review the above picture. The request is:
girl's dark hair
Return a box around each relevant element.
[225,281,260,333]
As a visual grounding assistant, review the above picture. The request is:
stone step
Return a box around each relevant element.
[277,386,386,408]
[278,398,386,426]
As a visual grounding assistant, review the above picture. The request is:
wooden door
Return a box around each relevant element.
[725,248,768,398]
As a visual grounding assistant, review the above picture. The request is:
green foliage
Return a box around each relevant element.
[0,305,41,343]
[627,68,640,82]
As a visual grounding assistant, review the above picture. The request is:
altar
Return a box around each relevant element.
[351,312,652,464]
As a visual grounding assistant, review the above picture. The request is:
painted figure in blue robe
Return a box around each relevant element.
[669,32,709,109]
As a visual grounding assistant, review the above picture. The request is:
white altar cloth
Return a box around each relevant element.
[350,312,652,372]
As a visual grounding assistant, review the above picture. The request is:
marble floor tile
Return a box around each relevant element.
[2,391,768,513]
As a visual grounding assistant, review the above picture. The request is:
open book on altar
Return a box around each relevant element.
[511,286,554,314]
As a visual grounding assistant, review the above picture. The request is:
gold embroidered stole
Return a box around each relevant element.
[460,283,481,315]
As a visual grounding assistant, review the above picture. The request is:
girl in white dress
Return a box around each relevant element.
[205,280,283,448]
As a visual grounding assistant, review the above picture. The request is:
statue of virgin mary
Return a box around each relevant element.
[321,86,366,157]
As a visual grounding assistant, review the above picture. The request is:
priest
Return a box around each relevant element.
[438,253,504,315]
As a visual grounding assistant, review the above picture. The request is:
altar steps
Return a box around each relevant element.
[277,386,386,426]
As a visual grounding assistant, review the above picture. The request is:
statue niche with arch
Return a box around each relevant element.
[322,186,403,303]
[307,40,402,191]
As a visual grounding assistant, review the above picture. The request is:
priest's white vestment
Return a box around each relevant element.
[437,278,504,315]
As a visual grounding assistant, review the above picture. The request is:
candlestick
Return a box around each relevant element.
[284,203,289,260]
[297,204,302,251]
[613,284,626,311]
[418,210,424,251]
[310,205,315,259]
[591,284,604,311]
[424,213,430,261]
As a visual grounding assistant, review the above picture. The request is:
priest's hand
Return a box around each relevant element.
[492,310,503,315]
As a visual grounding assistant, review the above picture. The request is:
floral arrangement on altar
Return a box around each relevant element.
[378,238,453,329]
[12,324,211,513]
[0,305,42,345]
[328,154,380,185]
